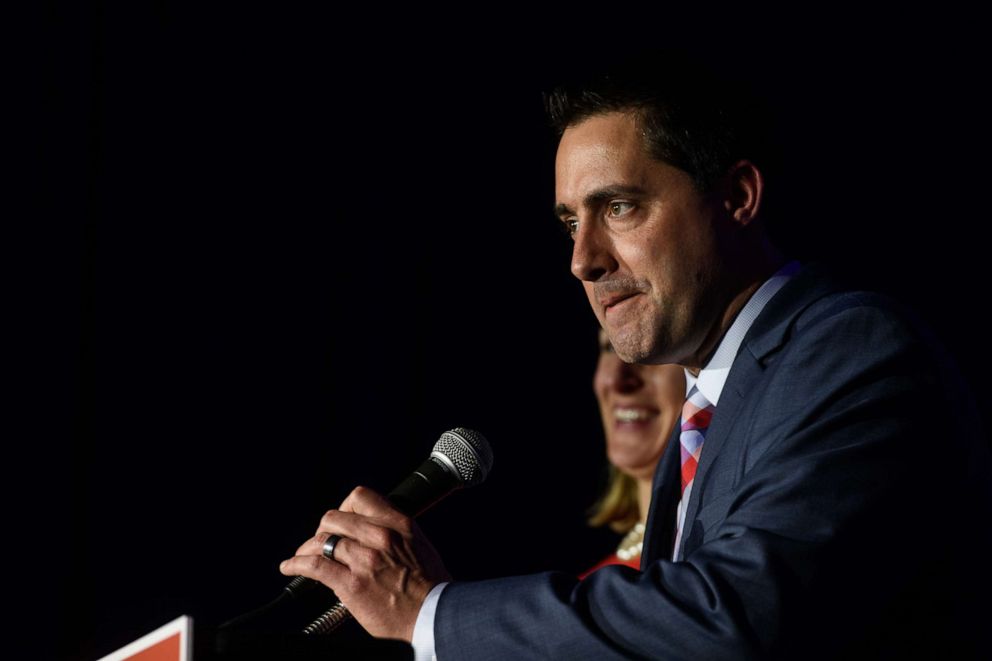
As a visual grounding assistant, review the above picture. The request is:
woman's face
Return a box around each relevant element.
[593,328,686,481]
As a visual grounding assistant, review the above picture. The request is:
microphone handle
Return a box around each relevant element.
[297,457,463,634]
[387,455,462,517]
[283,457,461,598]
[220,456,463,631]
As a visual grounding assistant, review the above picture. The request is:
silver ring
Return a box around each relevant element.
[322,534,342,560]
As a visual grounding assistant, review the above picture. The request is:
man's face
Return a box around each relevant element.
[555,111,728,366]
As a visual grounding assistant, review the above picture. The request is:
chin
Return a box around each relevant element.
[608,447,663,477]
[608,336,653,364]
[608,327,666,365]
[612,346,646,364]
[612,461,656,483]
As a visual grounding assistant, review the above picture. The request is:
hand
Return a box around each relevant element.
[279,486,452,643]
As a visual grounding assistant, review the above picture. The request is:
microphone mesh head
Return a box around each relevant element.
[432,428,493,487]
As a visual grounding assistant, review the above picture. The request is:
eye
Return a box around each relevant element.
[607,201,635,218]
[562,218,579,238]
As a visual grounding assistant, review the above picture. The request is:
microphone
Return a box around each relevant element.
[283,427,492,598]
[387,426,493,516]
[292,427,495,635]
[218,428,492,634]
[231,427,493,628]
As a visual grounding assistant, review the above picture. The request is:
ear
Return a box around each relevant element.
[720,160,764,227]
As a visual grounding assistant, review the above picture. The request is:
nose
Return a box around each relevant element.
[570,220,617,282]
[603,356,644,394]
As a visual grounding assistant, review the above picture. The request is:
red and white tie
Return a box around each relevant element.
[673,385,715,557]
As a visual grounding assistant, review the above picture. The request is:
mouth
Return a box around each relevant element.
[601,292,640,314]
[612,406,659,426]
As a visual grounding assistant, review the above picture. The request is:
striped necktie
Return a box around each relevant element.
[673,385,715,558]
[680,385,714,496]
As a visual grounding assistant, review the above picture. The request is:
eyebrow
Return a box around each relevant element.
[553,184,648,218]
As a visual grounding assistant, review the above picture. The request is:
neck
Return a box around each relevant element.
[685,246,787,375]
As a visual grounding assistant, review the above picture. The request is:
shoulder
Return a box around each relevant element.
[795,287,927,339]
[734,267,972,456]
[755,263,950,374]
[759,280,946,405]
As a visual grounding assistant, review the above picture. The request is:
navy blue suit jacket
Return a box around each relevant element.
[435,263,992,659]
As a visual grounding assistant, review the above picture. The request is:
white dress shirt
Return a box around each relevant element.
[413,260,801,660]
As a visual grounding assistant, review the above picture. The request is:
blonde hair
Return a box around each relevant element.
[587,465,640,533]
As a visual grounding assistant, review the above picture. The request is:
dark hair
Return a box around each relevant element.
[544,51,777,193]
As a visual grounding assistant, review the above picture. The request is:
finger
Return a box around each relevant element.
[297,531,356,564]
[316,535,367,569]
[278,553,349,590]
[296,530,339,557]
[340,486,411,531]
[315,509,403,550]
[296,533,386,578]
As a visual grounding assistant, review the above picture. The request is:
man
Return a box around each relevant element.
[279,54,992,658]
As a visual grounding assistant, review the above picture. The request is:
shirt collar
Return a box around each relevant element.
[684,260,801,405]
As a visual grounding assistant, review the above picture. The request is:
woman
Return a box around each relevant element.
[581,328,686,577]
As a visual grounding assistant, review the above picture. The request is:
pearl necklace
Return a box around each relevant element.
[616,522,645,561]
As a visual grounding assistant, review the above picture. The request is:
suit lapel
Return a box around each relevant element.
[641,421,682,566]
[675,349,764,559]
[674,262,848,560]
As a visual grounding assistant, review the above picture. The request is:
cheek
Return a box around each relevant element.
[592,358,609,400]
[612,232,652,279]
[664,368,688,399]
[647,369,686,408]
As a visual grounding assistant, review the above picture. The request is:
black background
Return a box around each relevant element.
[29,5,989,659]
